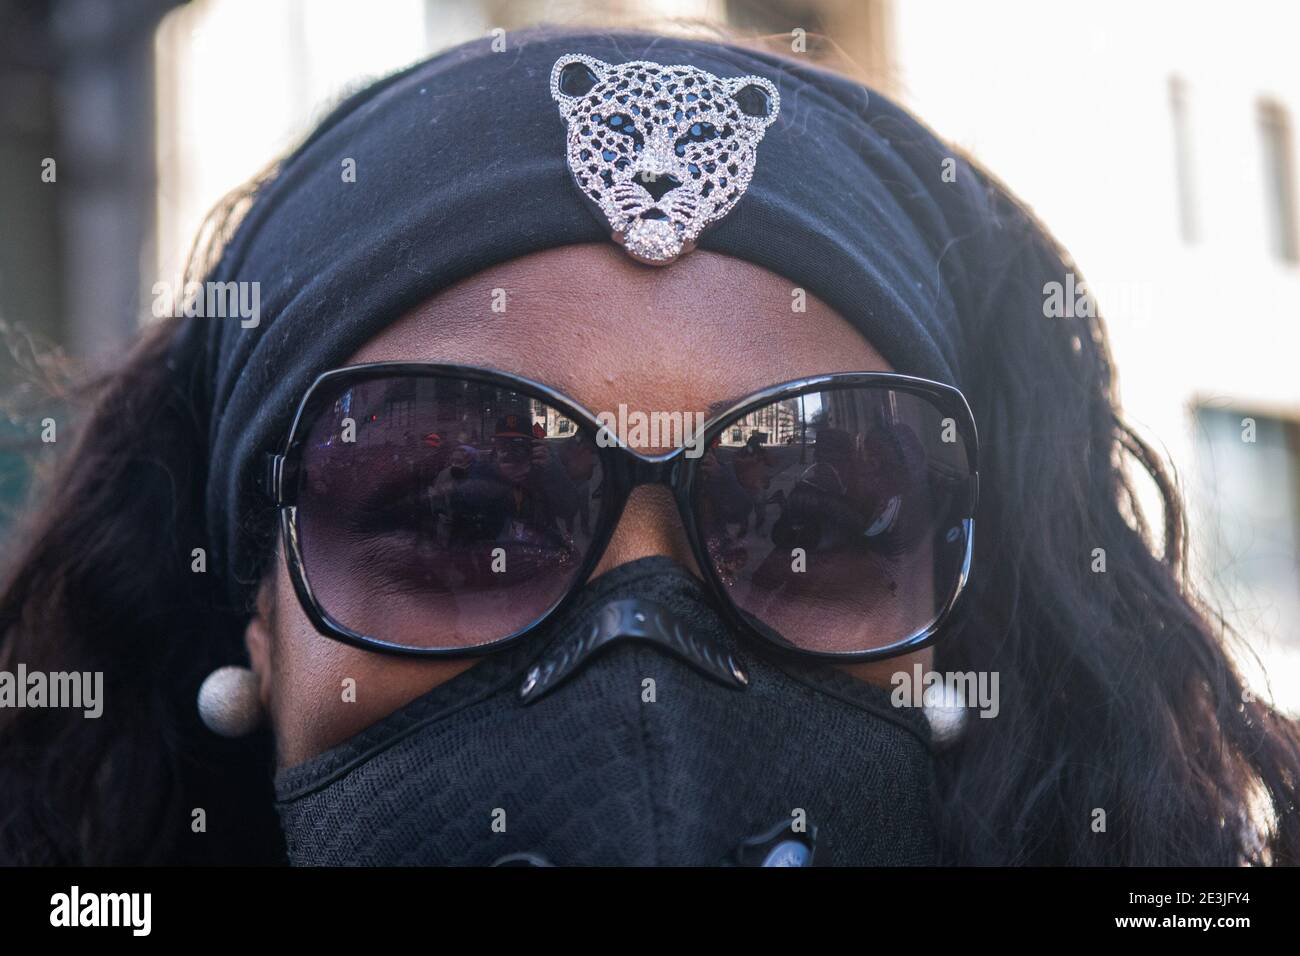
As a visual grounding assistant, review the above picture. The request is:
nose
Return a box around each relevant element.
[589,485,699,579]
[639,172,682,203]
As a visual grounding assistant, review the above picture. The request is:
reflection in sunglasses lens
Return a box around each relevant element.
[693,387,972,654]
[295,376,602,649]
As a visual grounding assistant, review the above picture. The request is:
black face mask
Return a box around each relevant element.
[274,556,938,865]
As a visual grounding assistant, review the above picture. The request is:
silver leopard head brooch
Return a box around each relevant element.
[550,53,780,265]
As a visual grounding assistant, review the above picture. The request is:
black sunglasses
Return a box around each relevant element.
[265,363,978,662]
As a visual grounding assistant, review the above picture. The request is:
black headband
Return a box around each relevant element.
[176,28,1002,604]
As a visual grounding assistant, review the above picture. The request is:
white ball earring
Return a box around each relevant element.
[923,681,968,747]
[197,666,266,738]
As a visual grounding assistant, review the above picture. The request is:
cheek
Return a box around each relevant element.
[268,555,476,769]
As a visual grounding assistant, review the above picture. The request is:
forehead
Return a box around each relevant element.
[348,244,891,421]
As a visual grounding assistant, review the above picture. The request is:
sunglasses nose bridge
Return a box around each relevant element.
[615,448,682,491]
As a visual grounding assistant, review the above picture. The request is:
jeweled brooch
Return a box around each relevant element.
[550,53,780,266]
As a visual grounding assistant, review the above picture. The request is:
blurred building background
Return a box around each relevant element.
[1,0,1297,708]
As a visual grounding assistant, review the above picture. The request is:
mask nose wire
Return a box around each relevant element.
[517,596,748,705]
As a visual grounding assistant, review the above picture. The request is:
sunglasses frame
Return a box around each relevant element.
[266,363,979,662]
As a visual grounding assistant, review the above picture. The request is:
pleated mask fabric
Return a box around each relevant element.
[274,557,938,865]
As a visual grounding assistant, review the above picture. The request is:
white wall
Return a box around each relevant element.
[891,0,1300,709]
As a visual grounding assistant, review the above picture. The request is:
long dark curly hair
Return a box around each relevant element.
[2,30,1297,866]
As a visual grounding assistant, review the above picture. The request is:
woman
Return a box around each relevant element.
[1,28,1297,866]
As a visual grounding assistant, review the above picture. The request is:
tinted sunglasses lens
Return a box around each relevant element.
[294,375,603,650]
[694,386,973,654]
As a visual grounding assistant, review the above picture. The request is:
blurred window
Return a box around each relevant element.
[1169,77,1198,243]
[1194,406,1300,643]
[1258,100,1299,262]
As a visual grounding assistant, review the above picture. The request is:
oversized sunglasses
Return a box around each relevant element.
[265,364,978,661]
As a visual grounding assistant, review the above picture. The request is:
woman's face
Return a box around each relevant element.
[246,243,932,768]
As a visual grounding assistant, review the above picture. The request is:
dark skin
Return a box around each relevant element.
[246,243,932,769]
